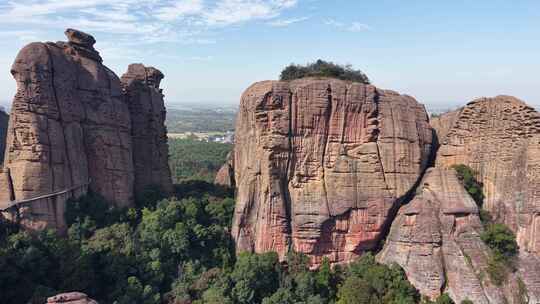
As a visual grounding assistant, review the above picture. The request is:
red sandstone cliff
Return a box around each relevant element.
[231,78,434,266]
[0,29,172,230]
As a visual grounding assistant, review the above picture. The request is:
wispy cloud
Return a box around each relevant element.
[268,16,309,27]
[0,0,300,44]
[325,18,371,32]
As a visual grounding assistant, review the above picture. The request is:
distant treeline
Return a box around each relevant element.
[166,108,236,133]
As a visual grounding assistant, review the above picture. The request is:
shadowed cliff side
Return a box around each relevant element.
[0,110,8,165]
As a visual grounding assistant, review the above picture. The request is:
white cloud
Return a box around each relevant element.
[204,0,298,26]
[349,22,371,32]
[325,18,371,32]
[268,16,308,27]
[0,0,300,43]
[155,0,204,21]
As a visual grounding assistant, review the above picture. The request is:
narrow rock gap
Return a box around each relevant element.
[320,84,333,217]
[283,90,294,252]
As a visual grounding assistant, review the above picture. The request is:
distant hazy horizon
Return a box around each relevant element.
[0,1,539,110]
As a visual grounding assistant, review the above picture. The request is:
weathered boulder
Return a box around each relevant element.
[378,168,511,303]
[214,151,235,188]
[232,78,434,266]
[435,96,540,257]
[121,63,173,197]
[47,292,98,304]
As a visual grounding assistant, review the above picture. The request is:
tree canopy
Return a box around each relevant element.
[280,59,370,83]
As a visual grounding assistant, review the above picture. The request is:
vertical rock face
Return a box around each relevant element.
[121,63,173,197]
[435,96,540,257]
[433,96,540,302]
[378,168,510,303]
[5,28,133,207]
[232,78,433,266]
[0,110,8,164]
[215,151,235,188]
[0,29,173,230]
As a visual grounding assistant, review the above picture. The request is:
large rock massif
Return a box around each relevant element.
[231,78,434,266]
[226,78,540,302]
[0,29,172,230]
[122,63,174,197]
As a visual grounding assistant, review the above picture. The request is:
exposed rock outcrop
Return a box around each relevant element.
[214,151,235,188]
[0,29,172,231]
[435,96,540,257]
[47,292,98,304]
[231,78,434,266]
[121,63,173,197]
[433,96,540,303]
[378,168,510,303]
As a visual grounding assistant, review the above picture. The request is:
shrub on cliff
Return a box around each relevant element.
[451,164,484,209]
[280,59,370,83]
[480,223,519,259]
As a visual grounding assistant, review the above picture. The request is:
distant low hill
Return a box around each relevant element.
[166,105,237,133]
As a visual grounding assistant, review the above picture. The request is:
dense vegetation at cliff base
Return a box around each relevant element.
[280,59,370,83]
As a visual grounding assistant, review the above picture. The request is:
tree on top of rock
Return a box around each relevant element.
[280,59,370,83]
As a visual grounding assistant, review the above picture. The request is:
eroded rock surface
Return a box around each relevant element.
[215,151,235,188]
[433,96,540,302]
[232,78,434,266]
[435,96,540,257]
[47,292,98,304]
[378,168,510,303]
[0,29,172,230]
[122,63,173,197]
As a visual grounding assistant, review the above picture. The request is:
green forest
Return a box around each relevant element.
[0,138,517,304]
[168,138,233,183]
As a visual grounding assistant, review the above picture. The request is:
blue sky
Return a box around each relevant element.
[0,0,539,109]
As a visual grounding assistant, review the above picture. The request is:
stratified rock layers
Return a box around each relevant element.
[433,96,540,303]
[121,63,173,197]
[232,78,433,265]
[378,168,508,303]
[435,96,540,257]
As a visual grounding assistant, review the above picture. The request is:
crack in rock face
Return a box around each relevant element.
[230,78,433,267]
